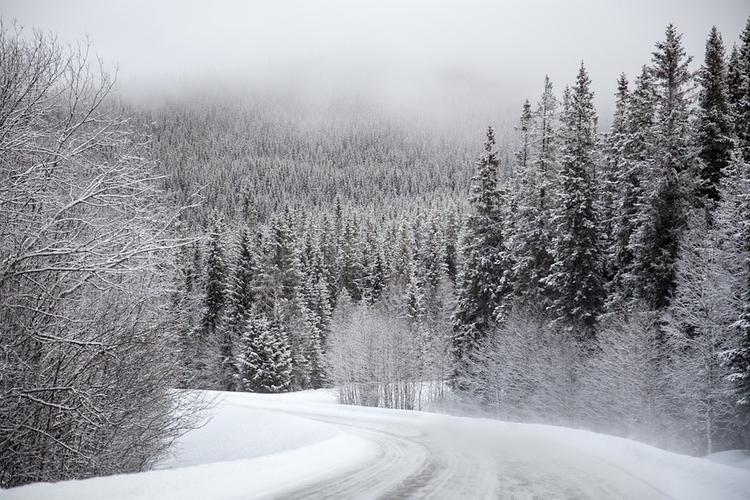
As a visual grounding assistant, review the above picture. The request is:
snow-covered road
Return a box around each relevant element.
[6,390,750,500]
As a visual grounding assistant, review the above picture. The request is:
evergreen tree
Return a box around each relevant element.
[609,66,658,309]
[361,226,387,303]
[516,100,533,174]
[339,216,364,301]
[696,26,734,203]
[535,75,559,186]
[631,24,695,310]
[235,313,292,393]
[392,219,413,288]
[202,219,228,338]
[601,73,630,284]
[727,44,743,115]
[219,226,259,389]
[443,210,460,284]
[724,154,750,442]
[735,19,750,162]
[419,214,446,317]
[405,257,425,324]
[452,126,514,366]
[511,84,557,310]
[545,64,605,334]
[319,215,341,307]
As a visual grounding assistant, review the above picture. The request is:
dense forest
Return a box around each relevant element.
[2,15,750,488]
[164,21,750,458]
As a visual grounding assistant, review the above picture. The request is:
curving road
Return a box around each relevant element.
[8,391,748,500]
[226,396,681,500]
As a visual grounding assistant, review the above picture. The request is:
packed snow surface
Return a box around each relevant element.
[5,389,750,500]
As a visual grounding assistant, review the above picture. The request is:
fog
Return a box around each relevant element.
[4,0,748,127]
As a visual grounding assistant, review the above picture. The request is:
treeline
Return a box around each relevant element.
[453,23,750,455]
[172,20,750,457]
[172,201,459,399]
[142,96,493,225]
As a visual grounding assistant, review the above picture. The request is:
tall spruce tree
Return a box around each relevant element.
[631,24,695,310]
[443,210,460,284]
[511,83,557,310]
[727,45,743,113]
[696,26,734,203]
[601,74,630,286]
[545,64,604,334]
[339,216,365,301]
[219,226,259,389]
[609,66,658,309]
[735,19,750,162]
[235,313,292,393]
[452,126,514,366]
[202,219,228,337]
[724,154,750,441]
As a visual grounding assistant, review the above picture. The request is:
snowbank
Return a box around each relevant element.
[156,390,338,469]
[5,389,750,500]
[3,433,375,500]
[706,450,750,471]
[4,389,374,500]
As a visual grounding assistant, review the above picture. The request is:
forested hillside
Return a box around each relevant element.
[165,20,750,458]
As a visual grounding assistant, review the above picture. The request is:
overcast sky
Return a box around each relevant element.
[4,0,749,126]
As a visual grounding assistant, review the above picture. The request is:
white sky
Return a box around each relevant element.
[3,0,748,126]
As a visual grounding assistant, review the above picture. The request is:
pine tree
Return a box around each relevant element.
[601,74,630,284]
[319,215,341,307]
[202,219,228,338]
[173,242,205,387]
[235,313,292,393]
[361,226,387,303]
[339,216,364,301]
[696,26,734,203]
[391,219,413,288]
[727,44,743,115]
[734,19,750,162]
[219,226,259,389]
[545,64,605,334]
[419,214,446,317]
[405,257,425,324]
[609,66,658,309]
[517,100,533,174]
[197,217,229,386]
[452,126,514,365]
[724,154,750,440]
[305,275,333,388]
[511,77,557,311]
[443,210,460,284]
[535,75,559,186]
[631,24,695,310]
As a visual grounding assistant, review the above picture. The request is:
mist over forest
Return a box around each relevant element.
[3,1,750,498]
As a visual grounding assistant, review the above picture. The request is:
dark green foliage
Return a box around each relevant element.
[236,314,292,393]
[452,127,514,363]
[735,19,750,162]
[631,24,695,310]
[545,64,605,333]
[696,27,734,203]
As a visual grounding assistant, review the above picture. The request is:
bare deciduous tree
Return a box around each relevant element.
[0,25,199,487]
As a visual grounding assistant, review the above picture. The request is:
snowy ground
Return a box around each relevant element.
[5,390,750,500]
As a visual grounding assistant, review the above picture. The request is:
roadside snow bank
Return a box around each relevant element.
[3,432,375,500]
[706,450,750,471]
[156,390,338,469]
[4,389,375,500]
